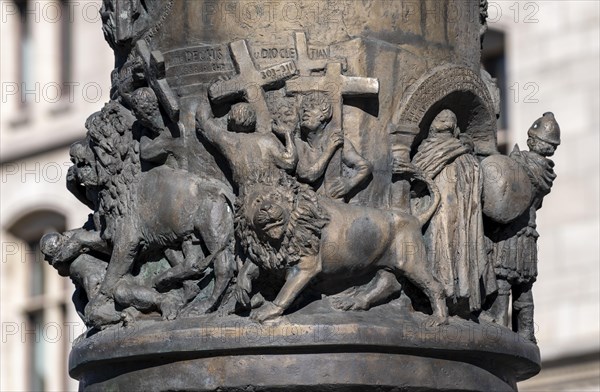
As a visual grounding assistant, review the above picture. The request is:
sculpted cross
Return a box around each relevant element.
[286,62,379,131]
[136,40,179,121]
[294,32,329,76]
[286,62,379,189]
[209,39,298,133]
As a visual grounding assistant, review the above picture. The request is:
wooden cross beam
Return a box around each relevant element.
[286,62,379,187]
[285,62,379,131]
[116,0,140,42]
[209,39,298,133]
[136,40,180,121]
[294,32,329,76]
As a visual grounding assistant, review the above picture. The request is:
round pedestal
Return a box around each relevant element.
[70,305,540,391]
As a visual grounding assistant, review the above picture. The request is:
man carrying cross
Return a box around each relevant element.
[209,39,298,134]
[287,61,378,200]
[295,92,372,199]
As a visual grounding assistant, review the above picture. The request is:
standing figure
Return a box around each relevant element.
[412,109,497,316]
[487,112,560,342]
[295,93,372,199]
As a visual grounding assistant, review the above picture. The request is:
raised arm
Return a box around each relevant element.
[270,124,298,171]
[195,98,237,157]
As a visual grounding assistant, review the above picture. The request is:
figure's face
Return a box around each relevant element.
[278,106,298,130]
[430,111,457,135]
[527,136,556,157]
[245,186,291,242]
[70,145,98,187]
[301,105,324,132]
[40,232,61,261]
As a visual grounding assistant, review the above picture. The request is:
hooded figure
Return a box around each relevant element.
[412,109,497,316]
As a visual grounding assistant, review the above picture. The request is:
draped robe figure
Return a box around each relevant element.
[412,110,496,315]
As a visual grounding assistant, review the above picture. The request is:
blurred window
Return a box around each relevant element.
[15,0,32,109]
[59,0,73,98]
[482,29,508,153]
[9,210,68,392]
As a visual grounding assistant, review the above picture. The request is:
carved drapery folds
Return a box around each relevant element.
[44,2,559,383]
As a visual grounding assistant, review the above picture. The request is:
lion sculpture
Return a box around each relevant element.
[54,101,236,328]
[235,176,449,324]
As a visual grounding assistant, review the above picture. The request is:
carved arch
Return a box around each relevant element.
[395,65,499,156]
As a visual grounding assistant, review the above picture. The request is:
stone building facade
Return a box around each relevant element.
[1,1,112,390]
[492,2,600,389]
[0,1,597,390]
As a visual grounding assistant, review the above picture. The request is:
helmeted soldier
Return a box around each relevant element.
[486,112,561,342]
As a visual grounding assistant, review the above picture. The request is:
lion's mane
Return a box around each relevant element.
[235,176,329,270]
[86,101,139,240]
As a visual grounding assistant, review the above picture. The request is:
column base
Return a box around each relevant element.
[70,305,540,391]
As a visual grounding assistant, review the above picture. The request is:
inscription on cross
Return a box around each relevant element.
[208,39,298,133]
[294,32,329,76]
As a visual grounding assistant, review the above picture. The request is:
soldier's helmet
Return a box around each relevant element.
[528,112,561,146]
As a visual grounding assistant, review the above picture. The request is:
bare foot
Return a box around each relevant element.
[160,294,183,320]
[330,287,370,311]
[330,296,355,311]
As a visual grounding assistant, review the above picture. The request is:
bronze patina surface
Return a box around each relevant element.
[42,1,560,390]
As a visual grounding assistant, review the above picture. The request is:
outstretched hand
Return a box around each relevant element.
[327,178,351,199]
[272,118,293,137]
[392,159,421,176]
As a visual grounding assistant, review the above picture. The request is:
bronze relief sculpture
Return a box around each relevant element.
[42,1,560,390]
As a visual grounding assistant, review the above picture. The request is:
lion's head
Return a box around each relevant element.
[69,139,99,188]
[83,101,139,239]
[243,183,294,243]
[235,177,329,271]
